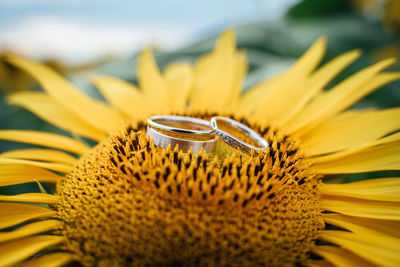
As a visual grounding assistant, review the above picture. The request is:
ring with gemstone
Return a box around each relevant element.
[210,116,269,155]
[147,115,217,153]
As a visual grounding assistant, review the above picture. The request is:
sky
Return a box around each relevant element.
[0,0,299,63]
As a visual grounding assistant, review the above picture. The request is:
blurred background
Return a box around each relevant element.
[0,0,399,185]
[0,0,300,64]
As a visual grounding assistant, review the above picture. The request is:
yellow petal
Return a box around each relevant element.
[313,246,376,267]
[226,50,248,110]
[0,203,55,229]
[324,214,400,244]
[311,136,400,174]
[0,158,71,173]
[0,193,58,204]
[163,62,193,113]
[321,197,400,220]
[323,214,400,238]
[190,30,247,112]
[313,131,400,161]
[253,37,327,123]
[314,108,373,123]
[138,49,170,113]
[321,230,400,267]
[286,59,398,134]
[237,74,283,116]
[0,235,63,267]
[0,164,62,187]
[295,70,399,135]
[301,107,400,156]
[91,75,150,120]
[189,53,212,111]
[0,220,61,243]
[279,50,361,125]
[8,92,105,141]
[0,130,90,155]
[6,55,124,133]
[18,252,74,267]
[321,177,400,202]
[0,149,77,165]
[323,216,400,249]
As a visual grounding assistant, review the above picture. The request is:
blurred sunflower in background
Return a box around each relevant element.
[0,30,399,266]
[351,0,400,66]
[352,0,400,36]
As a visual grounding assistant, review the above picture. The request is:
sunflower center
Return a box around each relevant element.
[56,114,324,266]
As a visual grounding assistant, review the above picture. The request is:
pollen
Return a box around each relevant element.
[56,116,324,267]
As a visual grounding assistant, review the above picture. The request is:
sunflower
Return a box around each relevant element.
[0,30,399,267]
[353,0,400,36]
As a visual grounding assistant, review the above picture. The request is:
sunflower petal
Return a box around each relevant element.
[311,136,400,174]
[286,59,398,133]
[253,37,327,123]
[324,217,400,248]
[8,92,105,141]
[91,75,150,120]
[321,197,400,220]
[321,230,400,267]
[18,252,74,267]
[0,158,71,173]
[0,193,58,204]
[313,131,400,160]
[0,220,61,243]
[279,50,361,125]
[0,164,62,187]
[227,50,248,110]
[302,107,400,156]
[0,235,63,267]
[313,246,377,267]
[323,214,400,238]
[190,30,247,112]
[237,74,283,116]
[320,177,400,202]
[163,63,193,113]
[0,203,55,229]
[0,130,90,155]
[138,49,170,113]
[6,55,124,132]
[0,149,77,165]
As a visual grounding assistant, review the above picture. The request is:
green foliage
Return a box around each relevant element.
[286,0,351,19]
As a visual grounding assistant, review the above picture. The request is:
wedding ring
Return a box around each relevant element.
[210,116,269,155]
[148,115,214,137]
[147,115,217,153]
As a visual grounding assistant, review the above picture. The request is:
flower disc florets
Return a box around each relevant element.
[56,116,324,266]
